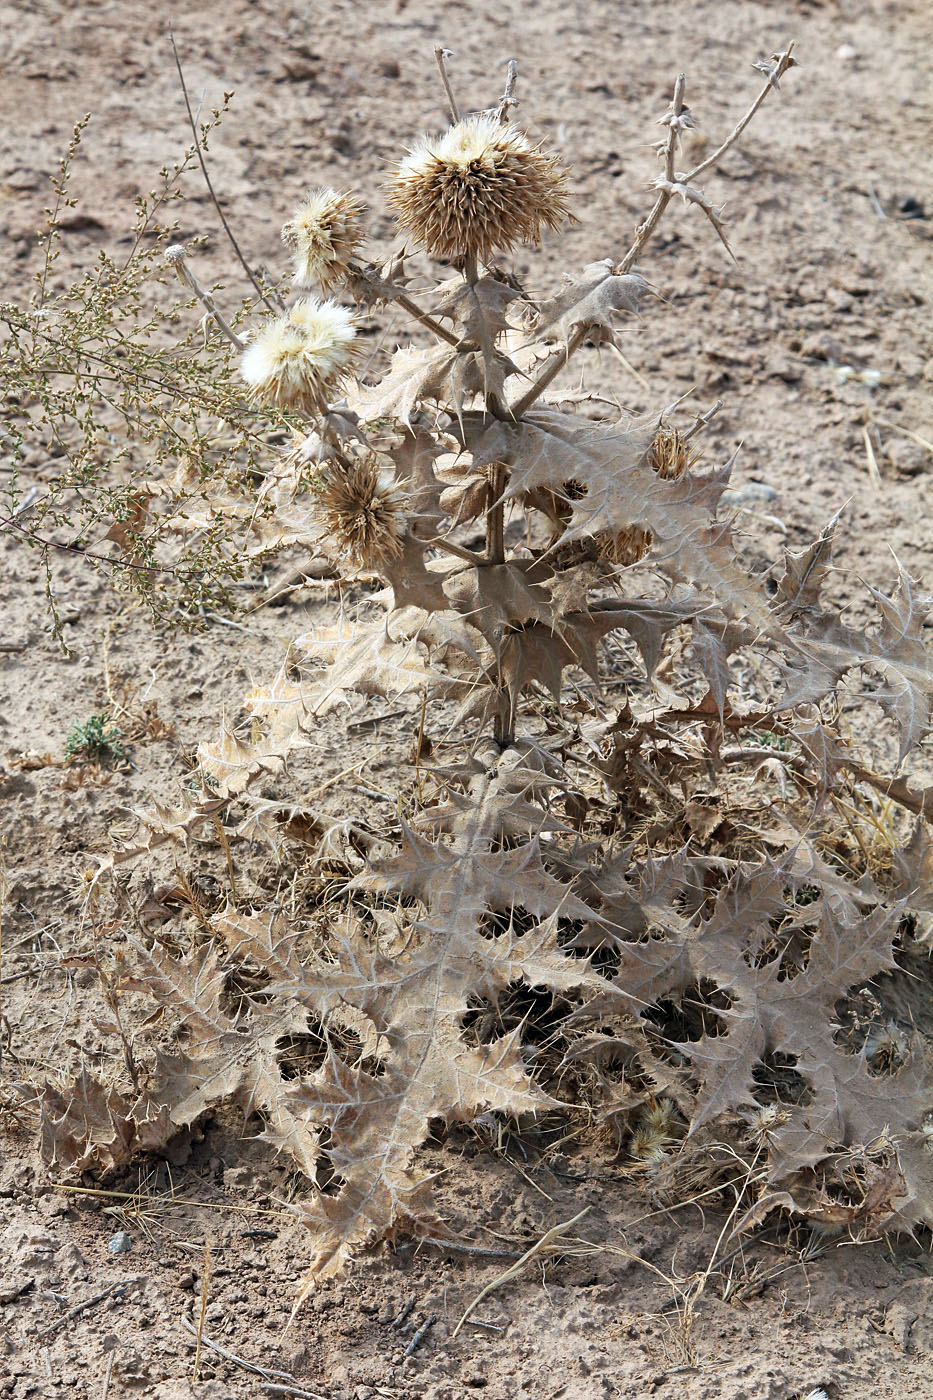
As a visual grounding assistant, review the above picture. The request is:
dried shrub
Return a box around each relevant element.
[36,43,933,1309]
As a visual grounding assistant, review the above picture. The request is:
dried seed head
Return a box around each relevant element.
[648,424,703,481]
[600,424,702,566]
[628,1097,681,1170]
[281,188,365,292]
[628,1125,670,1168]
[316,455,406,570]
[641,1097,680,1137]
[864,1021,909,1074]
[388,114,572,264]
[744,1102,791,1148]
[240,299,358,415]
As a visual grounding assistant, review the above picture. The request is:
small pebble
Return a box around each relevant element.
[721,482,779,506]
[107,1231,132,1256]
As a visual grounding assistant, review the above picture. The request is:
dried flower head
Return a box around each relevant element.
[240,299,358,415]
[281,189,365,292]
[744,1102,791,1149]
[388,113,572,264]
[602,423,703,566]
[316,455,406,569]
[864,1021,909,1075]
[628,1097,681,1170]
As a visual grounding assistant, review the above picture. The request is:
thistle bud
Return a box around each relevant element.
[604,425,702,566]
[281,189,365,292]
[240,299,358,415]
[388,114,572,265]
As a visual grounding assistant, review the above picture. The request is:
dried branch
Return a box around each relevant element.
[170,34,279,315]
[434,44,461,123]
[686,44,798,183]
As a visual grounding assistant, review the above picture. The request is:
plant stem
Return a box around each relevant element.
[509,324,588,417]
[349,263,461,348]
[170,34,279,316]
[435,45,461,124]
[512,72,686,415]
[496,60,519,123]
[685,44,796,183]
[388,289,461,349]
[616,72,686,276]
[486,463,506,564]
[167,249,244,350]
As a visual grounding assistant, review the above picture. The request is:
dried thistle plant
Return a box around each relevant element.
[42,41,933,1315]
[315,455,407,569]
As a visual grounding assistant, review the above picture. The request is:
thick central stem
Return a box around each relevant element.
[463,251,512,744]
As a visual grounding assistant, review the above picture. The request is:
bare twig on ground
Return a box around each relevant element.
[452,1209,589,1338]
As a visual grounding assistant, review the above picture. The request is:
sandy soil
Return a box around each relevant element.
[2,0,933,1396]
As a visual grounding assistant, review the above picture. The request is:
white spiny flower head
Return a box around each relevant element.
[281,188,364,292]
[240,298,358,415]
[388,113,572,264]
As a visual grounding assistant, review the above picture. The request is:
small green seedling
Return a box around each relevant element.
[64,711,127,765]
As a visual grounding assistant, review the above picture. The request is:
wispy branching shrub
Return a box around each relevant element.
[0,104,286,632]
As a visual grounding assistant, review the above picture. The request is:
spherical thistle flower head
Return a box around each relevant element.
[316,455,406,570]
[388,113,572,265]
[281,188,365,293]
[240,299,358,416]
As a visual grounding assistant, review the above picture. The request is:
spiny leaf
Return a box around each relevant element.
[534,260,651,344]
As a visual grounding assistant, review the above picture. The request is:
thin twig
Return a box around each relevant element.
[866,184,888,220]
[404,1313,437,1356]
[180,1318,299,1384]
[192,1237,212,1382]
[685,44,797,183]
[0,514,204,578]
[391,1293,417,1328]
[452,1208,589,1337]
[419,1237,523,1260]
[872,416,933,455]
[37,1279,142,1339]
[350,262,462,348]
[496,60,519,122]
[616,72,686,275]
[101,1350,116,1400]
[261,1386,330,1400]
[435,45,461,124]
[170,33,278,314]
[862,424,882,489]
[683,399,723,441]
[423,534,487,566]
[509,323,588,417]
[165,246,244,350]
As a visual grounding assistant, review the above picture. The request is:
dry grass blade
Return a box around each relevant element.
[452,1207,590,1337]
